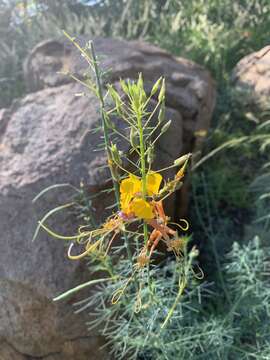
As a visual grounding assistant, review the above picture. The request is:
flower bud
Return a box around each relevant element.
[161,120,171,134]
[151,77,163,96]
[176,161,188,180]
[137,73,144,89]
[189,246,199,259]
[174,153,192,166]
[147,147,155,165]
[158,79,166,102]
[158,105,165,124]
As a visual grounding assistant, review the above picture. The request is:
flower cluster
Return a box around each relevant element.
[120,172,162,220]
[119,166,190,267]
[59,154,190,267]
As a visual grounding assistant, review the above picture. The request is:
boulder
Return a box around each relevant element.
[232,45,270,114]
[24,37,216,158]
[0,37,216,359]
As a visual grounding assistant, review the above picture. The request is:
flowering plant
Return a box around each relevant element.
[34,33,202,354]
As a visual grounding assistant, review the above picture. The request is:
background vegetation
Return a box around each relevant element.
[2,0,270,358]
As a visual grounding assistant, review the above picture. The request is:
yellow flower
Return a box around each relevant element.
[120,172,162,219]
[130,198,154,219]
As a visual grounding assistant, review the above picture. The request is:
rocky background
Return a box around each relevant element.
[0,37,216,360]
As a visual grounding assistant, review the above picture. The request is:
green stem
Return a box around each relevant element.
[137,109,148,244]
[90,42,132,262]
[53,277,113,301]
[136,106,152,295]
[161,279,186,329]
[90,42,120,204]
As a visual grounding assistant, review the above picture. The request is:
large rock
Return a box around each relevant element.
[24,37,215,158]
[232,45,270,114]
[0,37,216,359]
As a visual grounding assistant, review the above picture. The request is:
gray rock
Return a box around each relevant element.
[24,37,215,156]
[0,37,216,359]
[232,45,270,114]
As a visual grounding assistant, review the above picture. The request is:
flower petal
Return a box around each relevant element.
[130,198,154,219]
[120,174,141,213]
[146,172,163,196]
[120,174,141,194]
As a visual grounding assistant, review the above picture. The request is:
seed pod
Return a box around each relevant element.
[161,119,171,134]
[137,73,144,89]
[158,104,165,124]
[174,153,192,166]
[176,158,190,180]
[147,146,155,165]
[151,77,163,96]
[158,79,166,102]
[139,88,147,104]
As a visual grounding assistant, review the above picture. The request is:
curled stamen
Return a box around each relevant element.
[169,219,189,232]
[179,219,189,231]
[104,232,118,257]
[111,276,133,304]
[111,288,125,305]
[191,264,204,280]
[67,239,101,260]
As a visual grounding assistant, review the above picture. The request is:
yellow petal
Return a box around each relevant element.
[120,174,141,213]
[130,198,154,220]
[120,174,141,195]
[120,192,132,213]
[146,172,162,196]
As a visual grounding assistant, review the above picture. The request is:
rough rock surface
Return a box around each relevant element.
[0,37,216,359]
[232,45,270,114]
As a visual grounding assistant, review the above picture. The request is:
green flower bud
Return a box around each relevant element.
[151,77,163,96]
[147,146,155,165]
[158,79,166,102]
[174,153,192,166]
[158,104,165,124]
[161,119,171,134]
[137,73,144,89]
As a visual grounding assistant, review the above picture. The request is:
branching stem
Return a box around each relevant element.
[90,42,132,263]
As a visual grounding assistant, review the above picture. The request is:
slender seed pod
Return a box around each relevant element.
[158,104,166,125]
[161,119,171,134]
[158,79,166,102]
[147,146,155,166]
[151,77,163,96]
[174,153,192,166]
